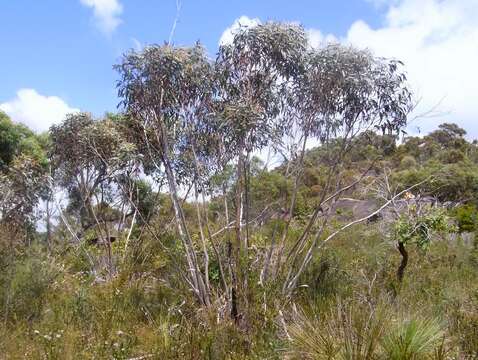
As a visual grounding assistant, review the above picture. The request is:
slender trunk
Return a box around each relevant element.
[260,221,279,284]
[242,153,250,308]
[231,148,245,321]
[283,215,331,293]
[105,219,114,278]
[272,131,309,279]
[200,191,229,294]
[153,112,210,306]
[235,150,246,261]
[397,242,408,282]
[223,184,229,225]
[190,140,228,295]
[163,154,209,306]
[45,194,52,251]
[123,207,137,262]
[194,183,210,294]
[244,152,251,252]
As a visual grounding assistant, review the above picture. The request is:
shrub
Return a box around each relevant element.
[453,204,477,233]
[285,301,387,359]
[3,252,58,322]
[400,155,417,169]
[381,317,445,360]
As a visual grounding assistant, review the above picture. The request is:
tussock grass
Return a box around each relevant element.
[0,224,476,358]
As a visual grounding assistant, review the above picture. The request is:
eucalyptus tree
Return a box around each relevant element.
[0,155,48,238]
[51,113,95,231]
[0,112,48,237]
[113,22,413,316]
[215,22,307,318]
[50,113,135,242]
[115,43,217,306]
[281,45,413,293]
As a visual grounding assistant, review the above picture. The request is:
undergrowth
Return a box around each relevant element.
[0,224,477,359]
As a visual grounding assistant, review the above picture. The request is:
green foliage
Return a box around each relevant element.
[0,221,476,358]
[453,204,477,233]
[448,293,478,357]
[394,206,449,249]
[249,169,287,213]
[400,155,417,169]
[0,111,47,168]
[394,161,478,203]
[0,112,49,230]
[439,148,465,164]
[381,317,444,360]
[130,179,157,224]
[1,247,58,322]
[428,123,467,150]
[302,46,411,139]
[286,303,446,360]
[2,20,478,360]
[115,43,218,183]
[391,123,478,204]
[50,113,135,189]
[216,22,307,157]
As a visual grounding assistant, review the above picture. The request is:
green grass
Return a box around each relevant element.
[0,224,477,359]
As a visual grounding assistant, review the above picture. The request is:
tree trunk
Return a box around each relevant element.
[223,184,229,225]
[273,131,309,279]
[162,154,210,306]
[154,114,210,306]
[45,194,52,251]
[231,148,246,321]
[397,241,408,282]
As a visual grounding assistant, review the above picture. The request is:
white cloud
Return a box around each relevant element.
[222,2,478,137]
[80,0,123,36]
[343,0,478,136]
[219,16,261,46]
[307,29,337,48]
[0,89,79,133]
[221,16,338,49]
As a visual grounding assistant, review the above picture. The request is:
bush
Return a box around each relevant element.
[2,251,58,322]
[286,304,446,360]
[381,317,444,360]
[453,204,477,233]
[400,155,417,169]
[285,301,387,359]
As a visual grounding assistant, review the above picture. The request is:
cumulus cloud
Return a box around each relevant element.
[222,2,478,136]
[221,16,337,48]
[344,0,478,136]
[219,15,261,46]
[0,89,79,133]
[307,29,337,48]
[80,0,123,35]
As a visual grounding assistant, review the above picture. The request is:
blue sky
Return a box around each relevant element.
[1,0,477,137]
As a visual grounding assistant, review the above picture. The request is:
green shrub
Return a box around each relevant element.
[285,301,387,359]
[400,155,417,169]
[453,204,477,233]
[381,317,445,360]
[3,253,58,322]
